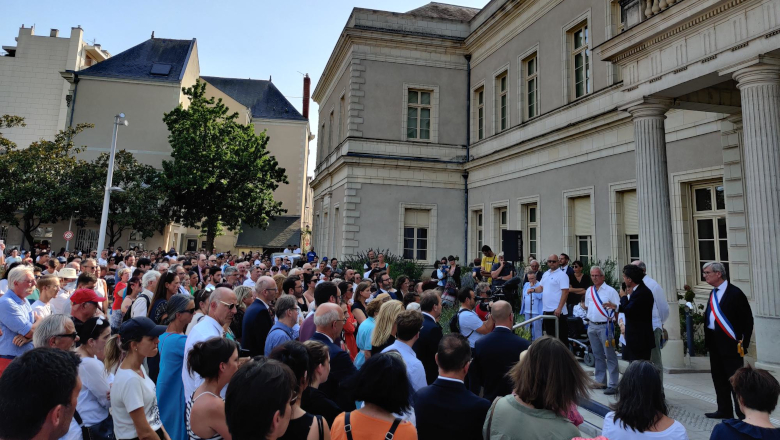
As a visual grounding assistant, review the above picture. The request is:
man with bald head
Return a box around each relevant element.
[311,302,357,410]
[183,287,237,401]
[469,300,530,400]
[241,276,277,357]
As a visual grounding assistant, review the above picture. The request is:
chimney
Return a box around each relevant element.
[50,29,59,37]
[302,73,311,119]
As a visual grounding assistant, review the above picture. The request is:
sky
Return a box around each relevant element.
[1,0,486,175]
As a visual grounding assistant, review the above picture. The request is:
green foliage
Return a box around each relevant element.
[582,257,620,291]
[0,123,94,249]
[389,259,427,283]
[0,115,26,151]
[339,248,427,281]
[161,79,288,251]
[78,150,169,248]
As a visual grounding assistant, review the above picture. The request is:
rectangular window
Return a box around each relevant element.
[328,111,334,150]
[627,235,640,262]
[407,90,432,140]
[476,87,485,140]
[75,228,98,252]
[622,190,639,264]
[692,183,729,283]
[572,24,591,99]
[339,95,346,140]
[573,196,592,264]
[527,205,538,260]
[525,55,538,119]
[403,209,430,261]
[496,73,508,131]
[496,207,508,253]
[473,210,484,258]
[577,235,593,266]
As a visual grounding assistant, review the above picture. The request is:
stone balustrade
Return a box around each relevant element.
[645,0,680,18]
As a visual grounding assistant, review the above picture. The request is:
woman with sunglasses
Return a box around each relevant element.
[75,317,114,440]
[187,337,240,440]
[157,294,196,440]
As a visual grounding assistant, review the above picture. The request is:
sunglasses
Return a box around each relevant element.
[219,300,238,310]
[183,308,196,314]
[547,260,558,263]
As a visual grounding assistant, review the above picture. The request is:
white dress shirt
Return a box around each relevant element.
[643,275,670,330]
[583,283,620,323]
[182,315,224,401]
[242,278,256,288]
[707,280,728,330]
[382,339,428,391]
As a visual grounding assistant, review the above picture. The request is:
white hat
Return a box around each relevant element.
[57,268,78,279]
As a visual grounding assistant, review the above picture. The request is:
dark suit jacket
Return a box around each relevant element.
[469,327,530,400]
[413,313,443,385]
[704,282,754,359]
[414,378,491,440]
[310,332,357,411]
[619,282,655,361]
[241,299,273,357]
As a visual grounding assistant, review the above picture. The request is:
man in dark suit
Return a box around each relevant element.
[241,276,276,357]
[559,253,575,277]
[469,300,530,400]
[613,264,655,361]
[413,291,443,385]
[702,262,753,420]
[311,302,357,411]
[414,334,491,440]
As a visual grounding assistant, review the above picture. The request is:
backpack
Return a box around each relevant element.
[448,309,473,337]
[122,294,150,324]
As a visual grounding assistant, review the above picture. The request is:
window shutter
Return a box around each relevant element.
[623,191,638,235]
[573,197,591,236]
[405,209,430,228]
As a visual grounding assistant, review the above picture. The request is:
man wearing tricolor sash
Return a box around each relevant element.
[703,261,754,420]
[583,266,621,395]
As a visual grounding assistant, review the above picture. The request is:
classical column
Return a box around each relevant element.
[733,63,780,369]
[626,98,684,368]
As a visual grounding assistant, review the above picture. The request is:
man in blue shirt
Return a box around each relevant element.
[381,309,427,392]
[306,248,317,263]
[456,286,494,348]
[0,266,39,374]
[264,294,299,356]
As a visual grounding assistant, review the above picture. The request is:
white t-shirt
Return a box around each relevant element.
[458,308,485,348]
[602,412,688,440]
[50,288,75,316]
[30,300,52,320]
[111,365,162,439]
[540,269,570,314]
[77,356,111,425]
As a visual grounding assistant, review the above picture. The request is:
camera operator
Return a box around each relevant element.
[474,282,492,321]
[457,286,495,348]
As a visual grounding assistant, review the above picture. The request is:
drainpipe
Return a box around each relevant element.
[68,73,79,129]
[464,54,471,262]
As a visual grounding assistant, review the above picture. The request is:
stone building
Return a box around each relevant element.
[310,0,780,372]
[1,27,312,254]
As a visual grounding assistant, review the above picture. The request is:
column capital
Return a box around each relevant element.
[733,63,780,90]
[620,97,673,119]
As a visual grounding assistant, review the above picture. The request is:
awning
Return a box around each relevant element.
[235,216,301,248]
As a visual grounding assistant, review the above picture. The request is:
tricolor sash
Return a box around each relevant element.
[709,290,737,341]
[589,286,613,320]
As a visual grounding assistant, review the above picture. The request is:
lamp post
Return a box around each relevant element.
[65,210,79,252]
[96,113,128,255]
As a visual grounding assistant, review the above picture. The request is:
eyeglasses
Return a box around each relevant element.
[547,260,558,263]
[218,300,238,310]
[56,332,78,340]
[183,308,196,314]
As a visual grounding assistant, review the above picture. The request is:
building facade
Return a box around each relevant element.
[310,0,780,372]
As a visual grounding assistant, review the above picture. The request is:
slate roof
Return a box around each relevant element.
[405,2,480,21]
[201,76,306,121]
[235,217,301,248]
[76,38,195,83]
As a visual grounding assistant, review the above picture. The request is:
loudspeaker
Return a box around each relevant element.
[501,230,522,262]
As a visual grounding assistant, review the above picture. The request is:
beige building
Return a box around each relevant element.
[1,28,312,254]
[311,0,780,372]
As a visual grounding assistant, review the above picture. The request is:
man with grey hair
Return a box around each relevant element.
[311,302,357,410]
[702,261,753,420]
[131,270,161,318]
[263,294,299,356]
[583,266,621,395]
[0,265,39,372]
[170,264,189,295]
[183,287,237,402]
[243,265,262,289]
[523,259,543,284]
[32,314,78,351]
[241,276,277,357]
[223,265,239,287]
[631,260,670,377]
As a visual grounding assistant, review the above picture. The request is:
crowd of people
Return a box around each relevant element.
[0,243,777,440]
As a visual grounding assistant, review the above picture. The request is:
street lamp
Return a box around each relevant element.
[65,210,79,252]
[96,113,128,255]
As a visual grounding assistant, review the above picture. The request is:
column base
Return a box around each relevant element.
[660,339,686,369]
[755,315,780,366]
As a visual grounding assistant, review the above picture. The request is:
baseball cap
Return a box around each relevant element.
[281,265,290,271]
[57,256,67,264]
[70,288,103,304]
[119,316,166,341]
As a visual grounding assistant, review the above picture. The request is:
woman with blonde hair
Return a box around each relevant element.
[231,286,254,343]
[355,293,390,369]
[370,300,404,355]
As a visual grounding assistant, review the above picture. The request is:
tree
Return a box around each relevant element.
[0,114,26,151]
[162,79,288,251]
[79,150,169,248]
[0,123,94,249]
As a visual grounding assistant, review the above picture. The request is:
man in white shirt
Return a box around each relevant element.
[528,254,570,343]
[583,266,621,394]
[130,271,160,318]
[293,245,302,255]
[182,287,237,401]
[50,268,78,316]
[97,249,108,267]
[456,286,494,348]
[242,265,261,288]
[632,260,670,378]
[381,310,428,391]
[31,274,60,319]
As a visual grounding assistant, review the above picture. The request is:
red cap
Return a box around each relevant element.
[70,288,103,304]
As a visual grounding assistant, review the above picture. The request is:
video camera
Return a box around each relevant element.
[476,291,506,312]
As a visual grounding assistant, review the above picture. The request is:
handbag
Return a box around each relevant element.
[75,410,115,440]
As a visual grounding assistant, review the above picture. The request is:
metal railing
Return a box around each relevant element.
[512,315,559,340]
